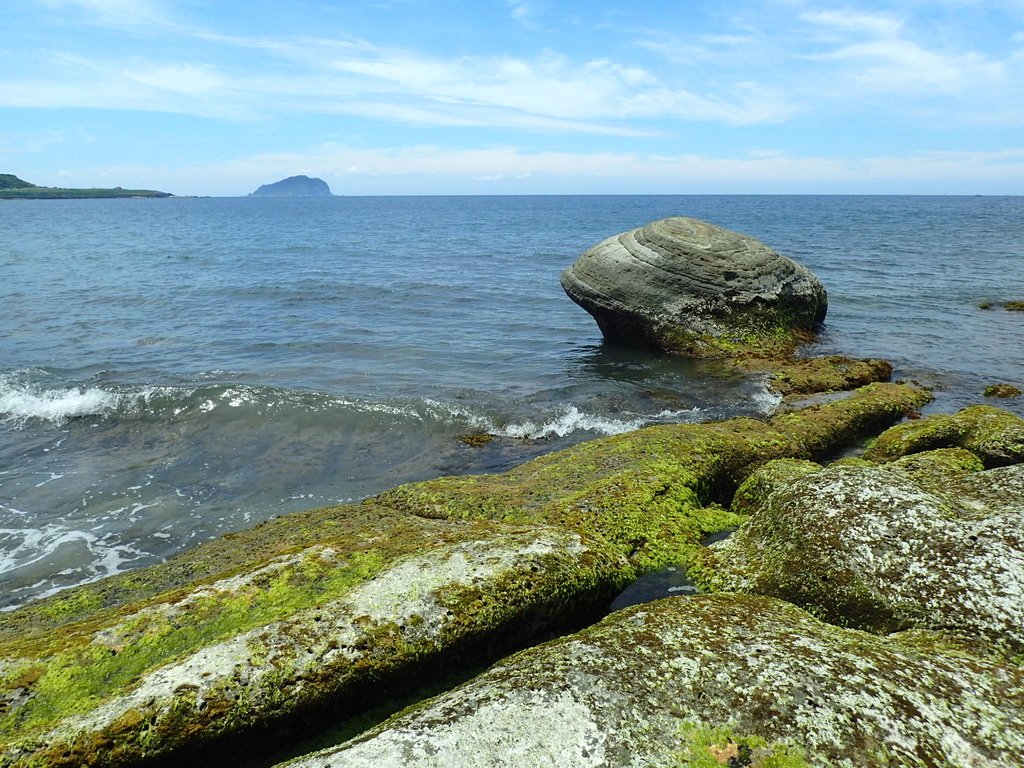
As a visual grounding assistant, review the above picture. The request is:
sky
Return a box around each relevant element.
[2,0,1023,196]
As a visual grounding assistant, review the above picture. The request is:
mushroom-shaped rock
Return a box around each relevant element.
[561,217,827,359]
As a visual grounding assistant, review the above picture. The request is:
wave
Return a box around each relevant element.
[0,376,122,426]
[1,369,783,441]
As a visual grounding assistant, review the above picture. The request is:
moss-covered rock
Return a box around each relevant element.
[282,594,1024,768]
[0,518,630,767]
[863,404,1024,467]
[985,383,1023,398]
[0,381,933,766]
[700,459,1024,648]
[738,355,893,398]
[375,383,932,574]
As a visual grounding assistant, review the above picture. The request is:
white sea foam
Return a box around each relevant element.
[753,378,784,414]
[0,377,121,426]
[497,406,648,440]
[0,523,148,610]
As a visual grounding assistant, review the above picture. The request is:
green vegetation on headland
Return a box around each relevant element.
[0,173,171,199]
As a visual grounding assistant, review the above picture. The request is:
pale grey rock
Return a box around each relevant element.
[561,217,827,358]
[281,594,1024,768]
[0,523,630,767]
[705,458,1024,647]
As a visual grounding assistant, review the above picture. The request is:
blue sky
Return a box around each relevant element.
[2,0,1023,195]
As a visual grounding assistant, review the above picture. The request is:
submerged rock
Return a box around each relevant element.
[984,383,1023,398]
[560,217,827,359]
[701,453,1024,647]
[283,594,1024,768]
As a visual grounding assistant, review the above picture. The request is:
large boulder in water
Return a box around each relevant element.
[561,217,828,359]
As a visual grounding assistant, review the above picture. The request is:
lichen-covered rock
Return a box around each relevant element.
[0,518,630,768]
[863,404,1024,467]
[281,594,1024,768]
[701,458,1024,647]
[560,217,827,359]
[377,383,931,573]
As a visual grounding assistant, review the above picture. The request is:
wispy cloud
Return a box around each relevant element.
[798,8,1004,96]
[0,31,792,128]
[39,0,175,30]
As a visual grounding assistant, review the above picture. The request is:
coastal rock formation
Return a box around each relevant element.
[0,381,931,767]
[862,404,1024,467]
[0,517,629,767]
[250,175,332,197]
[377,382,931,574]
[700,406,1024,647]
[284,594,1024,768]
[561,217,827,359]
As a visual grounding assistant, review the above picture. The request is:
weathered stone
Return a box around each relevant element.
[282,594,1024,768]
[863,404,1024,467]
[739,355,893,398]
[0,381,932,767]
[701,457,1024,648]
[560,217,827,359]
[0,517,630,768]
[377,382,931,573]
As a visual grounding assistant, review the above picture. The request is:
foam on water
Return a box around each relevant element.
[0,376,121,426]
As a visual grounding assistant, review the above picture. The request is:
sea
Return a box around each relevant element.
[2,195,1022,610]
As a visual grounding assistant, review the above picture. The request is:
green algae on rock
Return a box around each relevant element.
[985,383,1023,398]
[279,594,1024,768]
[737,355,893,398]
[863,404,1024,467]
[700,457,1024,648]
[375,383,932,574]
[0,381,934,767]
[0,518,631,768]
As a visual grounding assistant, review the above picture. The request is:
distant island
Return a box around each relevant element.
[0,173,171,199]
[250,175,332,197]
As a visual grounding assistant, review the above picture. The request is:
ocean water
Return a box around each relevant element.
[1,195,1022,609]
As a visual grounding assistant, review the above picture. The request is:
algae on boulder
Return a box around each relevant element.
[561,217,828,359]
[282,594,1024,768]
[0,381,934,767]
[0,518,630,768]
[701,456,1024,647]
[376,383,932,574]
[863,404,1024,467]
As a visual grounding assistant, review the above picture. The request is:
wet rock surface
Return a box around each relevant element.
[282,594,1024,768]
[560,217,827,359]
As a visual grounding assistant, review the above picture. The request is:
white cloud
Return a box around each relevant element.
[0,33,793,129]
[40,0,172,29]
[123,62,226,96]
[797,8,1007,96]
